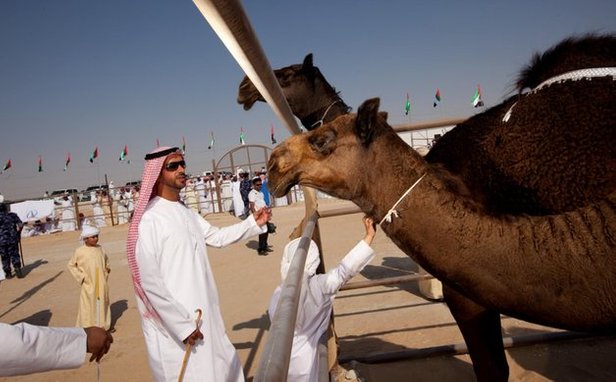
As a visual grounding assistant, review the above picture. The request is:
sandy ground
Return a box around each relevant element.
[1,198,615,381]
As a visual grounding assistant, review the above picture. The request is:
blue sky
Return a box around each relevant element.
[1,0,615,200]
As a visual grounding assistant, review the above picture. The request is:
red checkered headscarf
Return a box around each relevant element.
[126,146,181,323]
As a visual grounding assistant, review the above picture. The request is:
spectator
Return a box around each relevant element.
[0,203,24,278]
[249,177,273,255]
[67,225,111,330]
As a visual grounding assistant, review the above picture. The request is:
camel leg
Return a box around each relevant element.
[443,285,508,382]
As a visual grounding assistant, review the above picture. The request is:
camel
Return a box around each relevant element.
[267,98,616,380]
[238,53,352,130]
[243,35,616,380]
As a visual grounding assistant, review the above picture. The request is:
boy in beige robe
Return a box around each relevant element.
[67,225,111,330]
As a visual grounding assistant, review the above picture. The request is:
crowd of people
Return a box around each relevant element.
[1,149,358,380]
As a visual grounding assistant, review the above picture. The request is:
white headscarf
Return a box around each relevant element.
[280,238,321,282]
[80,225,100,239]
[126,146,182,323]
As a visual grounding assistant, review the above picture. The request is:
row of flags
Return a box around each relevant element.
[404,85,484,115]
[1,127,280,174]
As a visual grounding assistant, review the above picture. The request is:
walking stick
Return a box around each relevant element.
[95,267,101,382]
[178,309,203,382]
[18,235,25,267]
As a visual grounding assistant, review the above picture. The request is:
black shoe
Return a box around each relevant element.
[265,247,274,252]
[4,270,14,279]
[258,250,268,256]
[15,268,24,279]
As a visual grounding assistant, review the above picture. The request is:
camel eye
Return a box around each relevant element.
[277,70,293,87]
[308,129,336,155]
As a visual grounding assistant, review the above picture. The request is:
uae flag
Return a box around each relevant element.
[38,156,43,172]
[156,138,160,148]
[64,152,71,171]
[119,145,128,161]
[433,88,441,107]
[207,132,215,150]
[2,159,12,172]
[404,93,411,115]
[270,125,277,145]
[89,146,99,163]
[239,128,246,145]
[181,136,186,153]
[471,84,484,107]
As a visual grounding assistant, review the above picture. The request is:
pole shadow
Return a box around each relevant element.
[1,271,63,319]
[109,299,129,331]
[232,312,270,380]
[11,309,53,326]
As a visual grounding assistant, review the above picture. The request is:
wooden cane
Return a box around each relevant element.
[95,267,101,382]
[178,309,203,382]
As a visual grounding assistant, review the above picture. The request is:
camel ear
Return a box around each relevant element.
[302,54,314,70]
[355,98,380,146]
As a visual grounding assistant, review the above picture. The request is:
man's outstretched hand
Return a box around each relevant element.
[253,207,272,226]
[85,327,114,362]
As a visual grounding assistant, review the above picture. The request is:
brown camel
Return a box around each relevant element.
[244,35,616,381]
[267,98,616,380]
[238,53,352,130]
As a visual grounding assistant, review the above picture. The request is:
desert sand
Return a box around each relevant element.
[1,198,615,381]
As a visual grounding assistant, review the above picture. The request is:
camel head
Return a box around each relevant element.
[237,54,351,130]
[238,54,319,111]
[268,98,420,211]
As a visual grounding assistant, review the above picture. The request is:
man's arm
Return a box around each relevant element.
[0,323,112,377]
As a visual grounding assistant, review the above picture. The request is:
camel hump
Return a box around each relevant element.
[516,34,616,91]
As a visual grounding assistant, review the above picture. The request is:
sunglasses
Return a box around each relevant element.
[164,160,187,171]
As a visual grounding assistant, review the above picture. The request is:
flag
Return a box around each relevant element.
[89,146,98,163]
[404,93,411,115]
[64,152,71,171]
[270,125,277,145]
[207,131,215,150]
[119,145,128,161]
[38,156,43,172]
[1,159,11,172]
[433,88,441,107]
[181,136,186,153]
[472,84,484,107]
[156,138,160,148]
[239,128,246,145]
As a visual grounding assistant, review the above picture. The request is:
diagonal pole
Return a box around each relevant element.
[192,0,301,135]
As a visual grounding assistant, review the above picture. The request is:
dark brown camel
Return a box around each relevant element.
[267,98,616,380]
[242,35,616,380]
[238,53,352,130]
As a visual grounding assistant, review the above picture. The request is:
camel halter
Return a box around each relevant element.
[380,174,426,225]
[502,67,616,122]
[310,99,340,129]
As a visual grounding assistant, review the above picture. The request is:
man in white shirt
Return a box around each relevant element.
[248,177,272,255]
[126,147,272,382]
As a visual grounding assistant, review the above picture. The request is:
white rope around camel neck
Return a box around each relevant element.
[380,174,426,225]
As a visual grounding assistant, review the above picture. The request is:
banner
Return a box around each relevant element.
[10,199,56,222]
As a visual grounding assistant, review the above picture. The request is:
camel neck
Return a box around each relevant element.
[300,98,350,130]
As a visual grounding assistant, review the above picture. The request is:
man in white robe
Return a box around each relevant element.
[126,147,271,382]
[231,170,245,218]
[57,195,76,231]
[268,216,376,382]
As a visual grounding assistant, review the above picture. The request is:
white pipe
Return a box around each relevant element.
[192,0,302,135]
